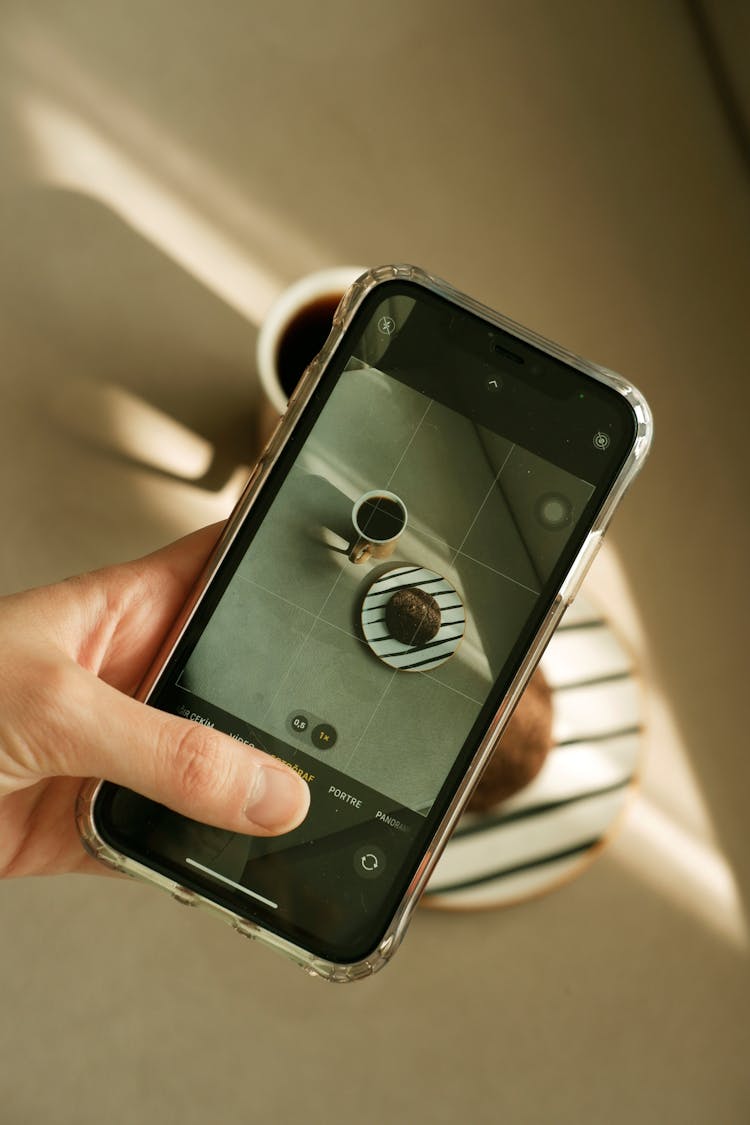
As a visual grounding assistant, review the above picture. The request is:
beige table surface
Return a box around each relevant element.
[0,3,748,1123]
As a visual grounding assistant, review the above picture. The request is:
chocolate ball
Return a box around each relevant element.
[385,587,441,646]
[467,669,553,810]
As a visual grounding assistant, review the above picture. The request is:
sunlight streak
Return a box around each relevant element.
[586,545,748,950]
[47,375,214,481]
[21,95,280,323]
[7,18,326,286]
[618,795,747,950]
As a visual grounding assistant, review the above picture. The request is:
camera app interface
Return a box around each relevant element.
[179,362,592,813]
[111,286,607,956]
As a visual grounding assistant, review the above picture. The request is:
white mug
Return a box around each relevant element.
[348,490,408,564]
[256,266,365,415]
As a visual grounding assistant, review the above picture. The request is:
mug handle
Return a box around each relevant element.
[348,537,372,564]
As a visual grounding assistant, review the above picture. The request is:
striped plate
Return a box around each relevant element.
[423,592,642,911]
[361,565,466,672]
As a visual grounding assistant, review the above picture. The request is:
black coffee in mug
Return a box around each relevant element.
[357,496,406,542]
[276,293,343,398]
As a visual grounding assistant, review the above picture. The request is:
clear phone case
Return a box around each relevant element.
[76,264,653,982]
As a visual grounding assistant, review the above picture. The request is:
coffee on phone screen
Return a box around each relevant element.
[356,495,406,541]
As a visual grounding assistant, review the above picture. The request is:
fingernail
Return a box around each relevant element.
[244,766,310,832]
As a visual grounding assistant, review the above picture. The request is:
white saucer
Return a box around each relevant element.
[423,592,643,911]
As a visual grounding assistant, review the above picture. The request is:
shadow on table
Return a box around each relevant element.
[0,185,264,490]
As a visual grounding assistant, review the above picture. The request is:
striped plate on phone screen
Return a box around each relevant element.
[360,566,466,671]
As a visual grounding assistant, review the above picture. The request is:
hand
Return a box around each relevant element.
[0,526,310,878]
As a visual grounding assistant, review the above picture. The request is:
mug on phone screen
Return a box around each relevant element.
[348,491,408,564]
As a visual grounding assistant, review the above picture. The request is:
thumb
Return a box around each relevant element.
[49,661,310,836]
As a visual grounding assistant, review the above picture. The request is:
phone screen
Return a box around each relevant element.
[94,280,638,963]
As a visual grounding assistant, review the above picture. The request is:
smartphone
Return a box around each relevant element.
[77,265,653,981]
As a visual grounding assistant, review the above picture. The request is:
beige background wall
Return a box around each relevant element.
[0,2,748,1122]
